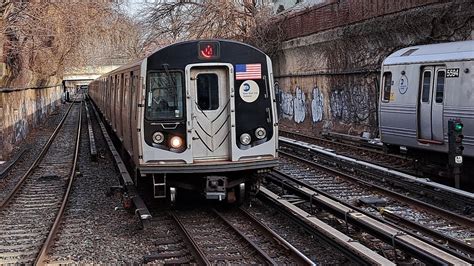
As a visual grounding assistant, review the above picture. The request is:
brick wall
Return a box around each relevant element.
[283,0,441,40]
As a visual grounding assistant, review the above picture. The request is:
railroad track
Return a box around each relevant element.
[0,147,27,179]
[0,109,67,200]
[279,137,474,219]
[142,212,207,264]
[213,207,313,265]
[272,142,473,264]
[152,208,313,265]
[280,129,417,174]
[0,98,82,264]
[257,185,397,265]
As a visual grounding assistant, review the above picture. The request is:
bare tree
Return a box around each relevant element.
[1,0,143,87]
[141,0,284,54]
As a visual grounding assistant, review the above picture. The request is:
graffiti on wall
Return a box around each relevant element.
[14,119,27,143]
[329,86,370,124]
[13,104,29,143]
[293,86,306,123]
[40,94,47,122]
[277,84,323,124]
[276,82,373,127]
[311,87,324,123]
[2,86,63,159]
[276,82,295,121]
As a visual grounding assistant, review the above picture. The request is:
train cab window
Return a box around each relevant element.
[435,70,445,103]
[382,72,392,102]
[146,72,184,120]
[196,73,219,110]
[421,71,431,102]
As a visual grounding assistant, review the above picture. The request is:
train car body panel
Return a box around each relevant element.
[379,40,474,157]
[89,40,278,200]
[189,65,232,161]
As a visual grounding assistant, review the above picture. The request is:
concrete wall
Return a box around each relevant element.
[0,86,63,160]
[273,0,474,137]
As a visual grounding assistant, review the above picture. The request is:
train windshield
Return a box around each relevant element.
[146,72,184,120]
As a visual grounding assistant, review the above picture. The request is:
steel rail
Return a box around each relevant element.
[278,148,474,260]
[258,186,396,266]
[280,136,474,201]
[279,139,474,222]
[169,212,211,266]
[84,101,97,161]
[35,99,83,265]
[380,209,474,257]
[267,170,472,265]
[211,209,277,265]
[280,129,412,162]
[172,209,276,264]
[0,101,75,209]
[212,209,290,265]
[236,207,315,265]
[0,147,27,179]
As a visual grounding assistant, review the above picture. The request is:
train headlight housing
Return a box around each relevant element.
[255,127,266,139]
[170,136,183,149]
[152,132,165,144]
[240,133,251,145]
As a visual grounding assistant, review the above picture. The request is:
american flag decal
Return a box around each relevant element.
[235,64,261,80]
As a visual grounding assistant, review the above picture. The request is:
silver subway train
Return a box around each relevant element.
[379,40,473,158]
[89,40,278,202]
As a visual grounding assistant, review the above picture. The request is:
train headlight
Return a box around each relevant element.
[152,132,165,144]
[240,133,251,145]
[170,136,183,149]
[255,127,266,139]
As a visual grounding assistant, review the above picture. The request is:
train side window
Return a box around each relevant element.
[382,72,392,102]
[435,70,445,103]
[421,71,431,102]
[197,73,219,110]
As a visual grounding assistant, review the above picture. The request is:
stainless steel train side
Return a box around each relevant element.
[379,40,474,157]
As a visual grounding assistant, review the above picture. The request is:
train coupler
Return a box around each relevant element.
[205,176,227,201]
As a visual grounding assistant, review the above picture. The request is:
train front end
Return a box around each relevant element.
[137,40,278,201]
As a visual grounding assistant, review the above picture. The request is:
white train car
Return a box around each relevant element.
[89,40,279,202]
[379,40,474,157]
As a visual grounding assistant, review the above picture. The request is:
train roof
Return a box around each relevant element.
[383,40,474,66]
[94,39,265,79]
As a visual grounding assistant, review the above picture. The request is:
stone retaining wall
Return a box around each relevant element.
[0,86,63,160]
[273,0,474,137]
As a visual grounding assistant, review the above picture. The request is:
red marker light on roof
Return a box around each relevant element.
[198,41,220,60]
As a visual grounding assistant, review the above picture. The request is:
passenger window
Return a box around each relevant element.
[435,70,445,103]
[421,71,431,102]
[382,72,392,102]
[197,74,219,110]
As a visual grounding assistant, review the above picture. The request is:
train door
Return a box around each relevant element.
[118,73,124,139]
[418,66,445,142]
[129,72,135,156]
[123,74,130,149]
[189,67,231,161]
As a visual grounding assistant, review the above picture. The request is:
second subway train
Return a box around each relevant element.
[89,40,278,202]
[379,40,474,158]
